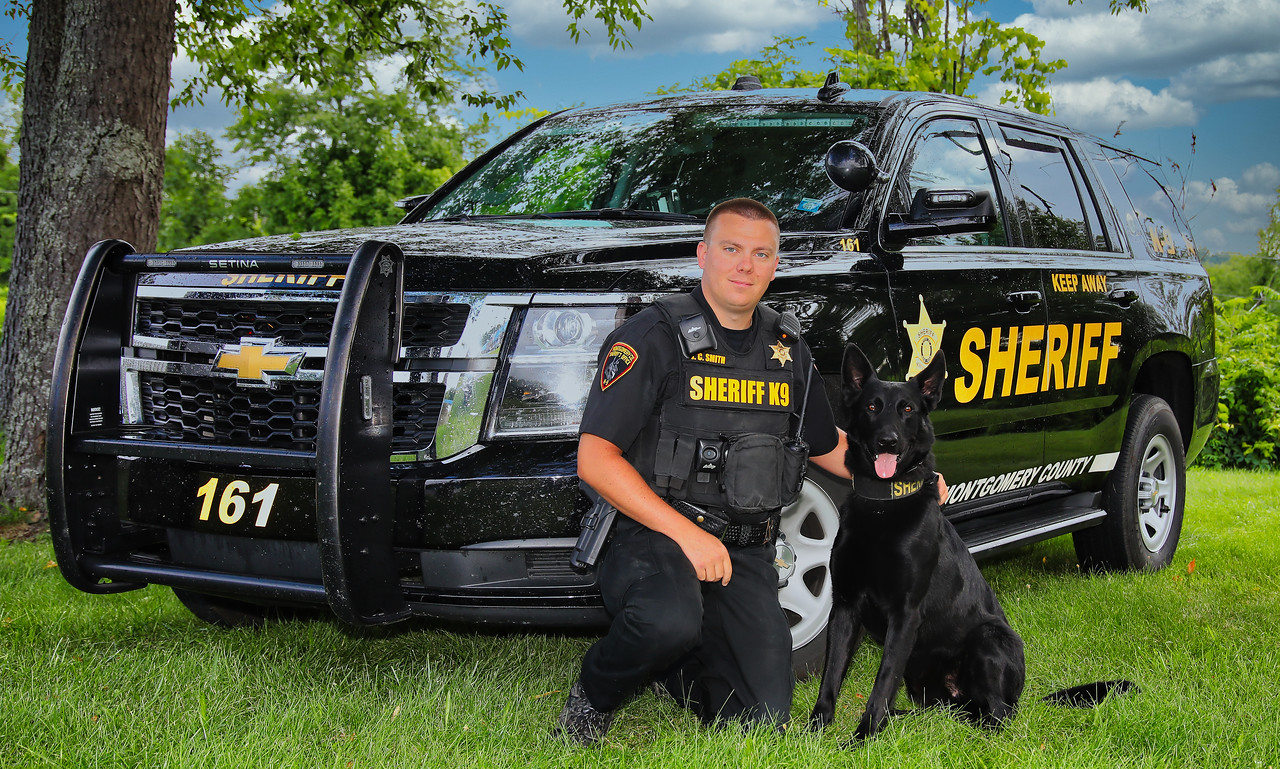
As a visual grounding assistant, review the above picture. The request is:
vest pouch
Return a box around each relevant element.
[780,438,809,507]
[721,433,788,515]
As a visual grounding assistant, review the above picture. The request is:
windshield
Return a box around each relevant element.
[423,105,877,230]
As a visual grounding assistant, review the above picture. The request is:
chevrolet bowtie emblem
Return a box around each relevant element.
[213,338,306,387]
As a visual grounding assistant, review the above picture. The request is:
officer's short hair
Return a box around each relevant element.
[704,198,780,242]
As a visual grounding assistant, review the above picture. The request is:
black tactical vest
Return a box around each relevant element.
[628,293,808,523]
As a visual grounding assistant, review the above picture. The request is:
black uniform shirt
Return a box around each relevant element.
[580,286,838,459]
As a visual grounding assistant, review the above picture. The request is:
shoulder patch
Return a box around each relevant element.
[600,342,638,390]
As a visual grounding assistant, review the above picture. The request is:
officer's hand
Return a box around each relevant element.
[937,473,950,505]
[678,529,733,586]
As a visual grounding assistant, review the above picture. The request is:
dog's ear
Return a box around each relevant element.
[843,343,877,395]
[912,352,947,412]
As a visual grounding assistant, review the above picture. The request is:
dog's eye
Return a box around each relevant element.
[867,403,878,412]
[903,404,913,413]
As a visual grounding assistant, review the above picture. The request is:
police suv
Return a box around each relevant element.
[49,77,1216,673]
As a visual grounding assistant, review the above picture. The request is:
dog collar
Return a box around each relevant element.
[851,465,936,501]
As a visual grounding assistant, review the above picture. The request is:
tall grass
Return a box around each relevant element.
[2,468,1278,767]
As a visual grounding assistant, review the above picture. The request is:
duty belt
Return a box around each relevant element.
[669,499,779,547]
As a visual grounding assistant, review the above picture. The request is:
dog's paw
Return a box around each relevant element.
[852,712,883,742]
[807,709,834,732]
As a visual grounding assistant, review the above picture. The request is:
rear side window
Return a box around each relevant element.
[995,126,1105,252]
[888,118,1009,247]
[1091,147,1197,261]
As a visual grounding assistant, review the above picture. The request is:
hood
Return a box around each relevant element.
[173,218,710,292]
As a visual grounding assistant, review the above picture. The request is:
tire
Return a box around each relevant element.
[1074,394,1185,572]
[172,588,309,628]
[778,478,840,679]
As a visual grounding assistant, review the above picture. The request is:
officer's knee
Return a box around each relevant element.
[622,585,702,660]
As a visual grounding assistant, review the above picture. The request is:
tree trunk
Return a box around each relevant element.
[0,0,175,513]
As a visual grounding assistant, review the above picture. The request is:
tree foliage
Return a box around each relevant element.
[1196,188,1280,468]
[1259,184,1280,266]
[675,0,1145,115]
[157,70,477,250]
[1205,254,1276,300]
[175,0,649,111]
[226,75,472,236]
[157,130,237,251]
[1198,287,1280,470]
[0,112,16,282]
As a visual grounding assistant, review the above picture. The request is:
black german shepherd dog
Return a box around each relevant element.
[809,344,1131,742]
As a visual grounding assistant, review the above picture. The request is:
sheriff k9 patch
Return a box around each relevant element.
[600,343,638,390]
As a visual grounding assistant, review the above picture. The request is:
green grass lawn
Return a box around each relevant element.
[3,468,1279,767]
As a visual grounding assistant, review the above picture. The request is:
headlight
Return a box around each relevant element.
[489,306,628,437]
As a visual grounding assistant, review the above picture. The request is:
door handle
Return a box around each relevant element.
[1006,290,1043,313]
[1108,288,1139,306]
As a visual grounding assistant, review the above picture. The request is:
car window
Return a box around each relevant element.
[889,118,1008,247]
[1092,147,1197,260]
[425,107,877,231]
[1064,140,1117,252]
[996,126,1101,251]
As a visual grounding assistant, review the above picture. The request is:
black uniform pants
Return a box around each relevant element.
[578,516,794,727]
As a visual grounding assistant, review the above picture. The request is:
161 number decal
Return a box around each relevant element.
[196,477,280,527]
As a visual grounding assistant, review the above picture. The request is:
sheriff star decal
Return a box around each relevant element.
[769,340,793,366]
[902,296,946,379]
[600,342,638,390]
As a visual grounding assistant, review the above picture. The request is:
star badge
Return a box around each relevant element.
[902,295,946,379]
[769,341,793,366]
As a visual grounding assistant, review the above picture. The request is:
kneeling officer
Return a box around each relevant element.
[557,198,851,744]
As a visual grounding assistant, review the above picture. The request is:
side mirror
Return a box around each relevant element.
[884,188,996,243]
[824,140,887,193]
[395,194,430,211]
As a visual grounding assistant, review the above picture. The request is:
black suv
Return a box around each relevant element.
[49,81,1216,672]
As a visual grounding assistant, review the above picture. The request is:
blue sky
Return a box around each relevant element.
[4,0,1278,255]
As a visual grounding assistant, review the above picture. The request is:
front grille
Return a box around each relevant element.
[125,285,514,462]
[136,299,336,346]
[136,298,470,348]
[138,373,445,454]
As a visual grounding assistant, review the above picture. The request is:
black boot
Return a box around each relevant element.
[556,680,616,746]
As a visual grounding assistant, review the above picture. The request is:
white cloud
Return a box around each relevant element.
[1170,51,1280,104]
[1017,0,1280,83]
[1185,171,1273,244]
[974,77,1197,134]
[230,163,269,191]
[1186,177,1267,216]
[1198,226,1227,251]
[502,0,825,56]
[1242,162,1280,193]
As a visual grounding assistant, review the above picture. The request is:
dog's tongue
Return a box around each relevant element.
[875,453,898,479]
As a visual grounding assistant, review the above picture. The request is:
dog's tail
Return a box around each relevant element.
[1041,679,1138,708]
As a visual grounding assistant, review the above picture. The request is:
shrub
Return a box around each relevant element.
[1197,286,1280,469]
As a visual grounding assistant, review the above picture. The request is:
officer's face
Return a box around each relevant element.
[696,213,780,330]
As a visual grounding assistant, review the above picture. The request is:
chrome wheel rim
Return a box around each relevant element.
[1137,433,1178,553]
[778,479,839,650]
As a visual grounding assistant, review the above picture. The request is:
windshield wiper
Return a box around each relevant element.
[430,209,703,224]
[428,213,530,223]
[534,208,703,223]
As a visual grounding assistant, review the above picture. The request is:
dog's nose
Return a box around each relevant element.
[876,436,899,453]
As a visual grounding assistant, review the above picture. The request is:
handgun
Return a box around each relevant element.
[570,482,618,570]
